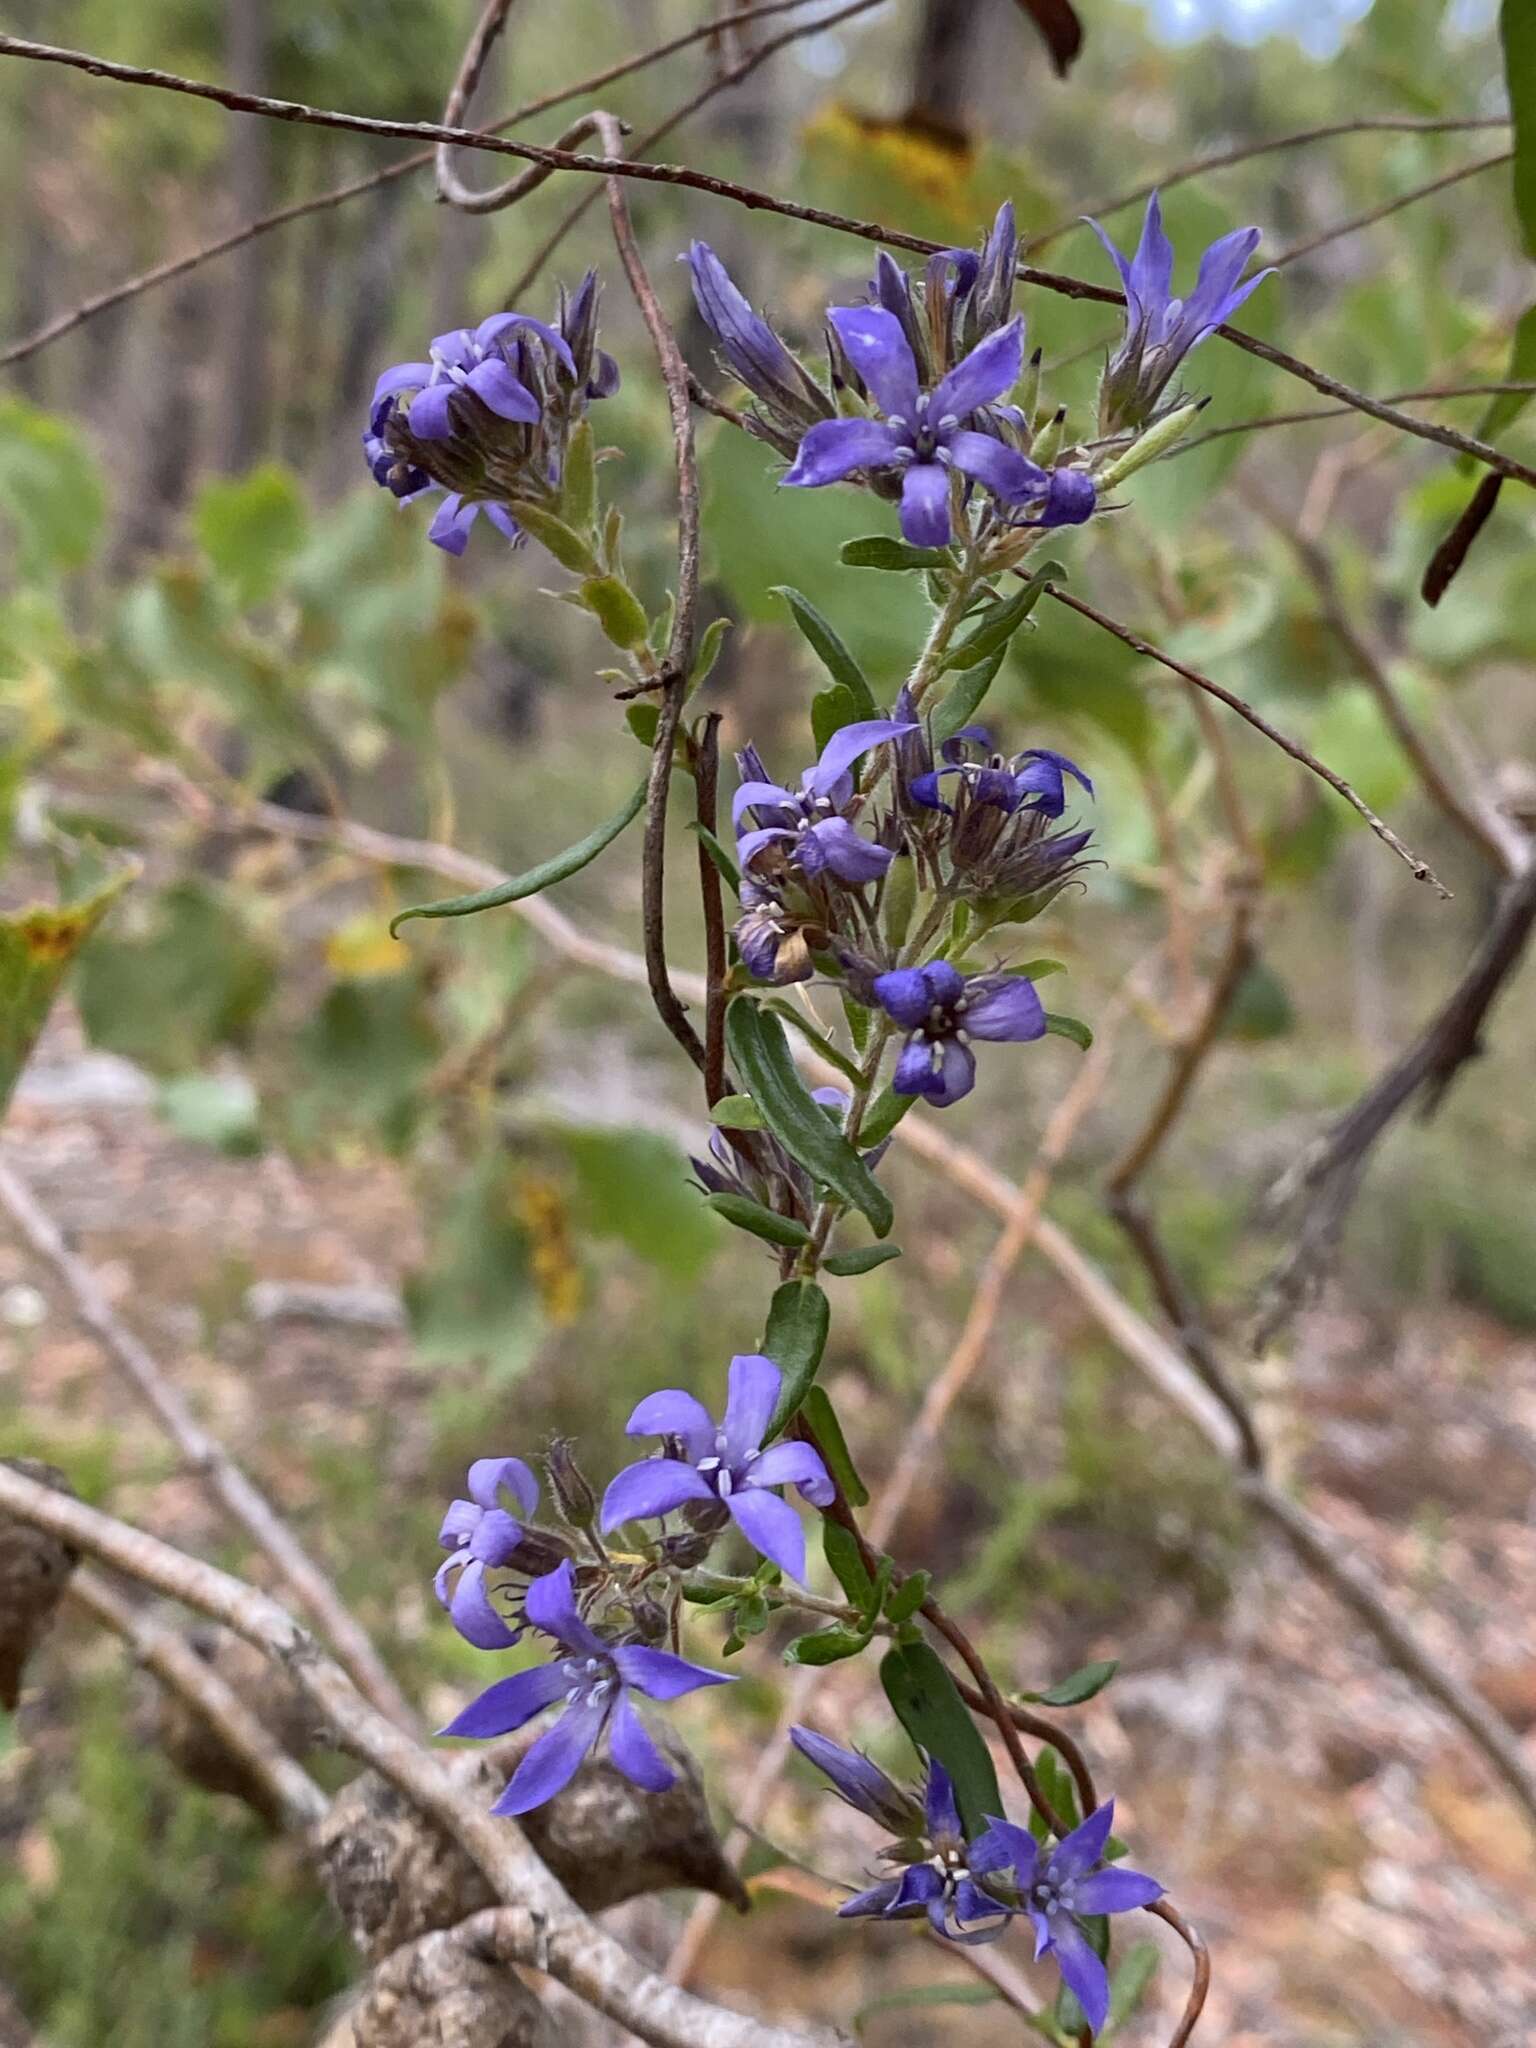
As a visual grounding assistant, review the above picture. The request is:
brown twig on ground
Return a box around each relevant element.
[65,1564,326,1830]
[4,33,1536,489]
[1245,484,1522,876]
[0,1154,417,1732]
[1257,850,1536,1345]
[1043,585,1450,895]
[0,1465,840,2048]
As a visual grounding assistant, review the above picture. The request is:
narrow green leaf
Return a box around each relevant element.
[1503,0,1536,260]
[690,614,733,686]
[726,1002,893,1237]
[505,500,600,574]
[811,682,862,756]
[840,535,953,572]
[708,1093,764,1130]
[626,702,660,746]
[785,1625,871,1667]
[929,643,1009,750]
[880,1641,1004,1841]
[1042,1012,1093,1051]
[763,999,865,1085]
[390,779,645,933]
[704,1192,813,1247]
[802,1384,870,1506]
[942,563,1061,672]
[687,819,741,894]
[859,1084,918,1151]
[1022,1659,1119,1707]
[772,586,877,713]
[822,1519,875,1606]
[580,574,651,652]
[762,1278,832,1439]
[1030,1748,1083,1844]
[560,419,597,531]
[822,1243,903,1278]
[883,1570,931,1626]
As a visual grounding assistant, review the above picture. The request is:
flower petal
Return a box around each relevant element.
[468,1457,539,1517]
[721,1353,782,1463]
[600,1458,713,1530]
[727,1487,806,1582]
[523,1560,606,1656]
[492,1697,607,1815]
[612,1644,734,1700]
[924,1756,962,1841]
[448,1559,522,1651]
[888,1862,944,1915]
[1035,467,1097,528]
[1047,1912,1111,2036]
[1048,1797,1116,1882]
[971,1818,1038,1887]
[827,305,921,419]
[838,1879,903,1918]
[790,1727,910,1827]
[438,1499,479,1548]
[370,360,433,428]
[482,501,523,544]
[807,718,919,798]
[782,416,905,489]
[476,311,577,378]
[465,356,541,424]
[437,1660,567,1739]
[1070,1866,1165,1916]
[427,494,477,556]
[607,1694,676,1792]
[750,1441,834,1505]
[927,1037,977,1107]
[468,1507,526,1567]
[960,976,1046,1044]
[1128,192,1177,330]
[898,461,952,548]
[931,318,1025,422]
[625,1388,716,1455]
[408,382,458,441]
[686,242,802,400]
[800,817,894,886]
[946,429,1048,502]
[872,966,936,1029]
[731,777,801,828]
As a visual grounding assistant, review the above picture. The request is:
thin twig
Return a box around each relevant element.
[1158,380,1536,464]
[1021,113,1512,255]
[1042,585,1450,895]
[5,33,1535,490]
[0,1466,838,2048]
[1267,149,1512,269]
[65,1565,327,1830]
[0,1154,417,1731]
[1145,1898,1211,2048]
[435,0,525,212]
[694,713,730,1106]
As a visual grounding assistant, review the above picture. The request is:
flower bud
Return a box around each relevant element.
[545,1436,598,1530]
[660,1528,718,1571]
[1093,398,1207,491]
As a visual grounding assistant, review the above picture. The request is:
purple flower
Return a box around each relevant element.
[783,311,1049,547]
[971,1801,1164,2033]
[439,1560,730,1815]
[1088,193,1272,431]
[792,1733,1012,1946]
[874,959,1046,1108]
[435,1458,539,1651]
[734,718,916,890]
[685,243,829,439]
[690,1089,884,1222]
[911,732,1092,821]
[600,1354,834,1583]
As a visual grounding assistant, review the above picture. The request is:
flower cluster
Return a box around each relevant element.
[433,1359,831,1810]
[730,706,1094,1108]
[366,271,618,554]
[792,1730,1163,2030]
[689,208,1096,548]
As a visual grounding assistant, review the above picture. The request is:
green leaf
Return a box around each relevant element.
[771,586,877,713]
[626,703,660,746]
[810,682,863,756]
[560,1126,717,1279]
[822,1518,875,1607]
[883,1570,931,1626]
[1022,1659,1119,1707]
[1103,1941,1161,2038]
[802,1384,869,1507]
[840,535,953,572]
[390,779,645,933]
[1475,302,1536,446]
[880,1641,1003,1841]
[785,1625,872,1666]
[505,501,599,574]
[821,1243,903,1278]
[704,1192,813,1248]
[1043,1012,1093,1051]
[761,1278,832,1439]
[942,564,1060,671]
[560,419,597,531]
[688,819,741,894]
[709,1093,764,1129]
[1503,0,1536,261]
[690,614,733,687]
[1027,1748,1084,1844]
[193,463,307,607]
[726,1003,893,1237]
[0,856,136,1119]
[0,397,107,581]
[929,642,1009,751]
[580,574,651,652]
[859,1084,918,1150]
[763,1000,865,1085]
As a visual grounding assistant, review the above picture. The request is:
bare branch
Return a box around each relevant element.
[65,1565,326,1830]
[0,1465,840,2048]
[0,1154,417,1731]
[1268,149,1512,269]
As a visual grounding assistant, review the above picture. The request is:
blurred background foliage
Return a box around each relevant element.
[2,0,1534,2041]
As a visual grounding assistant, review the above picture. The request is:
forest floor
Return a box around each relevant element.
[3,1008,1534,2048]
